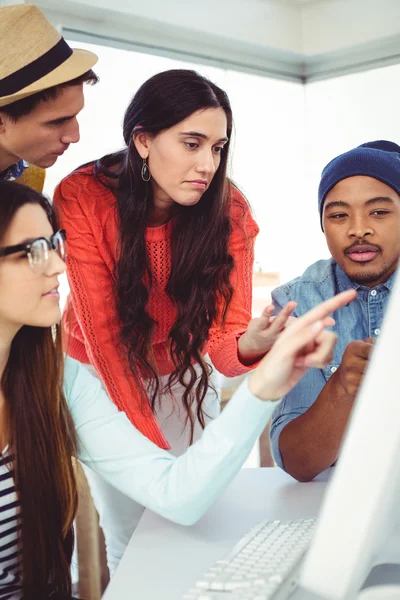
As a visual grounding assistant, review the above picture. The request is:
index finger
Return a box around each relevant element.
[294,290,357,330]
[267,301,297,330]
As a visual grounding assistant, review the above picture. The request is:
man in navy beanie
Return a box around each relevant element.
[269,140,400,481]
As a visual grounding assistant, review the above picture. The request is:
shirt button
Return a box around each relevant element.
[374,328,381,336]
[371,290,377,296]
[330,366,337,373]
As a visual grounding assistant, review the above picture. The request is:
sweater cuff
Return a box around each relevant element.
[212,332,261,377]
[64,335,90,364]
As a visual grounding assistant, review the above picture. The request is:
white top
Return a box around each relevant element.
[0,357,275,599]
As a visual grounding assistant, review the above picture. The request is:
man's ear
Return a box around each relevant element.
[133,131,152,159]
[0,112,6,135]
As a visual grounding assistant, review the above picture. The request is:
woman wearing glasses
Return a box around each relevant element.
[53,69,297,573]
[0,180,352,600]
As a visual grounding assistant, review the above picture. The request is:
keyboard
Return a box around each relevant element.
[183,518,315,600]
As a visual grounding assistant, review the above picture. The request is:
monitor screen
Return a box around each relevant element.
[299,270,400,600]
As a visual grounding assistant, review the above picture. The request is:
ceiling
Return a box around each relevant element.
[268,0,329,4]
[28,0,400,83]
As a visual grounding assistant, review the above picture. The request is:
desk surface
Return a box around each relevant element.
[103,467,330,600]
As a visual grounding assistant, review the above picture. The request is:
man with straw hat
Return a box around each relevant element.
[0,3,98,191]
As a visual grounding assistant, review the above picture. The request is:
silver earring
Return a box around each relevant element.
[141,158,151,182]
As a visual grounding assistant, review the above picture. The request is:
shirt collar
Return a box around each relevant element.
[381,270,397,291]
[334,261,396,293]
[0,159,28,182]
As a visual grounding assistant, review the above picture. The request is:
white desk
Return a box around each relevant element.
[103,468,331,600]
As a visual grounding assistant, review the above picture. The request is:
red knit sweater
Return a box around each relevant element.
[53,166,259,448]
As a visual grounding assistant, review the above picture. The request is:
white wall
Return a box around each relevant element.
[45,40,306,288]
[298,61,400,272]
[225,72,306,283]
[47,41,400,304]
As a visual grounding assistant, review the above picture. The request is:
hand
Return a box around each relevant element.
[248,289,357,401]
[334,338,375,398]
[238,301,297,365]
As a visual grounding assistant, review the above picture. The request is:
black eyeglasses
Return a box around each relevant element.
[0,230,67,275]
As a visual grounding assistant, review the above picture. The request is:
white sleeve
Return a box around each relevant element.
[64,357,276,526]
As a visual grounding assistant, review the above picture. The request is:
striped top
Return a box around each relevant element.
[0,452,21,600]
[0,357,276,599]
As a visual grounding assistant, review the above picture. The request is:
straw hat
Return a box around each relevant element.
[0,4,98,108]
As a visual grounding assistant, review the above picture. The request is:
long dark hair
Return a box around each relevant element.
[0,181,77,600]
[64,69,242,441]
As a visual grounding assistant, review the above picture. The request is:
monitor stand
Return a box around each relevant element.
[294,566,400,600]
[293,526,400,600]
[358,517,400,598]
[351,527,400,600]
[357,583,400,600]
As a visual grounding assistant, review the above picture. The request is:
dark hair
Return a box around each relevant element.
[0,181,77,599]
[98,69,238,441]
[0,69,98,121]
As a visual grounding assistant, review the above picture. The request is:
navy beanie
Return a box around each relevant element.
[318,140,400,226]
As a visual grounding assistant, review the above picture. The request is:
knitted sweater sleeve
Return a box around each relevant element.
[53,174,169,449]
[207,186,259,377]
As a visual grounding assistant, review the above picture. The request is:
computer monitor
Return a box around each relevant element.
[298,269,400,600]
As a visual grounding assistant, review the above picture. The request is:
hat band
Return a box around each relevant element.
[0,38,73,98]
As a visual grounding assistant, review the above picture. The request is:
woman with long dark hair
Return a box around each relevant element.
[0,179,351,599]
[55,69,302,572]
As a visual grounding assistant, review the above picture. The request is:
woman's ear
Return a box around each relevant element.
[133,131,152,159]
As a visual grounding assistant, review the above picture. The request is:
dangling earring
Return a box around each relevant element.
[141,157,151,182]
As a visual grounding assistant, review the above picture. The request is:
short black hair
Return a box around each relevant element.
[0,69,99,121]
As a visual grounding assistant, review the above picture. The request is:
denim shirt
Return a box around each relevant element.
[270,258,396,469]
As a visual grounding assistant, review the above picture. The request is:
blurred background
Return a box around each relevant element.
[28,0,400,290]
[2,0,394,313]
